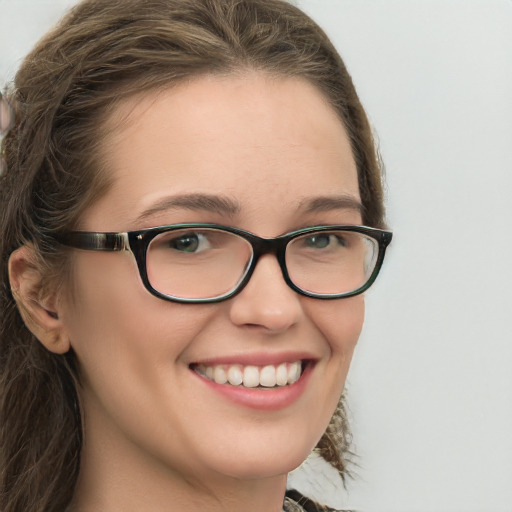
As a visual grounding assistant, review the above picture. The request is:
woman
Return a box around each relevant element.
[0,0,392,511]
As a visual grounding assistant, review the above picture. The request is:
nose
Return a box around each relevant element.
[228,254,303,333]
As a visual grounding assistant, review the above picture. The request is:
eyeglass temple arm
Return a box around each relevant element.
[57,232,130,251]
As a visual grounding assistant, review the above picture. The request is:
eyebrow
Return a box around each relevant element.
[299,195,365,216]
[135,193,241,222]
[135,192,363,224]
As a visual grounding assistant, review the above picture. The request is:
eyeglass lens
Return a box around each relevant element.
[146,227,379,300]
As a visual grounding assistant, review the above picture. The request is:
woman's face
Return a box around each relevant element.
[60,73,364,485]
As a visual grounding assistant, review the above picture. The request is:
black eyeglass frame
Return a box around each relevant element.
[57,223,393,303]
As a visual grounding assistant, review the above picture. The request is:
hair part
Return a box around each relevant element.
[0,1,385,509]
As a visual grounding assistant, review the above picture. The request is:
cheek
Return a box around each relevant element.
[310,295,365,357]
[60,255,224,460]
[305,295,365,399]
[61,253,217,391]
[295,296,364,453]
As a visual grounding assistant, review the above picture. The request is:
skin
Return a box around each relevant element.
[11,72,365,512]
[0,93,13,133]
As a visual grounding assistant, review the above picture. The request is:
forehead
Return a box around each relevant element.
[86,72,360,231]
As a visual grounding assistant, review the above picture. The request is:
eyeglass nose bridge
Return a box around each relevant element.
[236,234,295,297]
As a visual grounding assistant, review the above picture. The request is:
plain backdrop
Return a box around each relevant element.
[1,1,511,511]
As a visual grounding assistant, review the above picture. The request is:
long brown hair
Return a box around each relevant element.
[0,1,385,510]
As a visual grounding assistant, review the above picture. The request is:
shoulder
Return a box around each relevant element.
[284,489,356,512]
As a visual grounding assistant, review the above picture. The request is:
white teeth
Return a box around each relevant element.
[227,365,243,386]
[195,361,304,388]
[276,363,288,386]
[259,365,277,387]
[243,366,260,388]
[287,361,301,384]
[213,366,227,385]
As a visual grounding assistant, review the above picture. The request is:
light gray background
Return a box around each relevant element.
[1,1,511,511]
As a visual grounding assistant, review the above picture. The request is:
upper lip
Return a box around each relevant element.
[188,351,319,367]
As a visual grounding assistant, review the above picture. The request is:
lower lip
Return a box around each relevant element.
[191,363,313,411]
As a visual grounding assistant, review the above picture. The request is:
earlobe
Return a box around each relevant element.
[8,245,71,354]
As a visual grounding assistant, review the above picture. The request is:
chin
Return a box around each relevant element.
[209,439,316,481]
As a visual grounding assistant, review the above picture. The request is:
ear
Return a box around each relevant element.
[8,245,71,354]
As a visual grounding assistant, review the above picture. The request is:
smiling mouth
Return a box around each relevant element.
[190,361,308,389]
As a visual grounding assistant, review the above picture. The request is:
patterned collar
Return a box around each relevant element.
[284,489,351,512]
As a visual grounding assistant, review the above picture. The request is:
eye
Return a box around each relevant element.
[168,232,212,253]
[303,233,347,249]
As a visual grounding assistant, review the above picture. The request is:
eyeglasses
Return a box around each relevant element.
[57,223,392,303]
